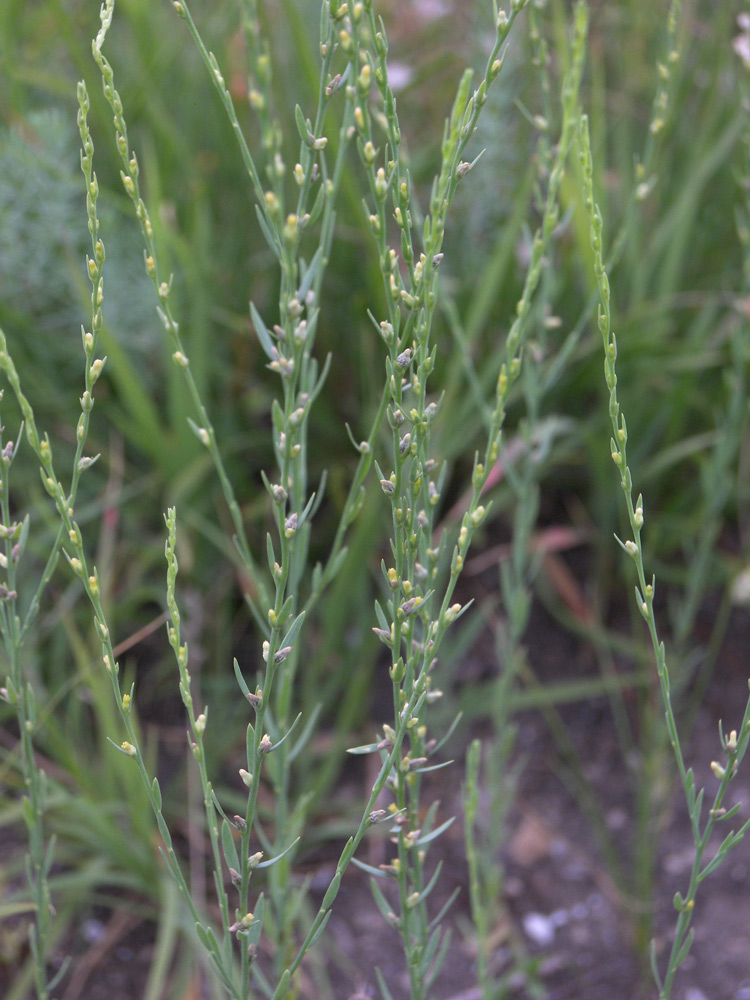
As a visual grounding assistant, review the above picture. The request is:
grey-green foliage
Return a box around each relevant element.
[0,110,157,380]
[0,111,81,332]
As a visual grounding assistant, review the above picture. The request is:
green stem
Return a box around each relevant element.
[579,111,750,1000]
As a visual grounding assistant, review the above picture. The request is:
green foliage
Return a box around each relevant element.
[0,1,749,999]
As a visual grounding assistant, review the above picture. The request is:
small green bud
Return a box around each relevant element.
[264,191,280,216]
[283,214,298,242]
[357,64,371,95]
[374,168,388,201]
[470,505,486,527]
[443,603,462,625]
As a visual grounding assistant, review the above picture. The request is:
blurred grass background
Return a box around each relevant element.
[0,0,748,995]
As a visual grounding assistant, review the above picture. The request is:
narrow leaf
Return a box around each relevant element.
[287,702,322,762]
[254,204,281,258]
[375,600,391,633]
[233,658,251,699]
[267,713,302,753]
[424,926,452,988]
[649,939,664,991]
[351,856,389,878]
[369,876,395,923]
[272,969,291,1000]
[321,872,341,910]
[256,836,300,869]
[717,802,742,822]
[375,967,397,1000]
[412,759,454,775]
[307,182,326,227]
[247,893,265,948]
[46,957,72,994]
[295,103,310,145]
[427,886,460,932]
[431,711,463,755]
[674,928,695,969]
[414,860,444,906]
[249,301,276,360]
[271,398,285,432]
[211,789,236,827]
[346,742,381,755]
[422,923,443,971]
[298,246,323,300]
[280,611,306,650]
[151,777,162,811]
[307,909,331,948]
[195,922,220,956]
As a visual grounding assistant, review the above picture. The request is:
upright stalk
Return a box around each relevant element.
[579,113,750,1000]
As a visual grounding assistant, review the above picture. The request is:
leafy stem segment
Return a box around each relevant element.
[333,2,588,995]
[0,77,111,1000]
[579,113,750,1000]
